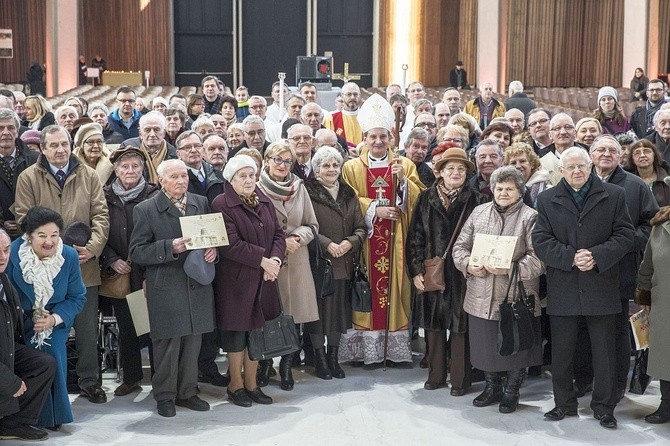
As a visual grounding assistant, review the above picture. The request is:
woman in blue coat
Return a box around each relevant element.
[7,207,86,429]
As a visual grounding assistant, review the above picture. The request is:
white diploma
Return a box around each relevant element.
[470,234,519,269]
[179,213,229,249]
[540,151,563,186]
[126,289,150,336]
[629,308,649,350]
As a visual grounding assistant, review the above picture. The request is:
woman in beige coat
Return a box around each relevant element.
[72,122,115,185]
[636,206,670,424]
[257,140,319,391]
[453,166,543,414]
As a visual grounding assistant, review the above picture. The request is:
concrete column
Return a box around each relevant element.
[45,0,78,96]
[622,0,649,87]
[476,0,501,92]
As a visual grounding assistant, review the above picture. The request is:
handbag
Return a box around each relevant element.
[99,270,131,299]
[629,348,651,395]
[421,202,469,293]
[350,254,371,312]
[307,225,334,298]
[497,262,537,356]
[247,281,300,361]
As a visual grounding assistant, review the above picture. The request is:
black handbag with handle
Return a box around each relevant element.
[497,262,537,356]
[307,225,334,298]
[351,254,371,312]
[629,348,650,395]
[247,281,300,361]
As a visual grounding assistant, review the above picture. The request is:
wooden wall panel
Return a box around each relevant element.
[79,0,172,85]
[659,0,670,74]
[458,0,477,87]
[0,0,46,85]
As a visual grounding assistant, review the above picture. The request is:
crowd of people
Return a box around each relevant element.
[1,73,670,440]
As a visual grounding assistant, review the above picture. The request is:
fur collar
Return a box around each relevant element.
[304,178,356,215]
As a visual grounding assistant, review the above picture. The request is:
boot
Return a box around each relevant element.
[314,348,332,380]
[303,334,315,367]
[472,372,503,407]
[279,354,294,391]
[327,346,345,379]
[499,369,525,413]
[256,359,273,387]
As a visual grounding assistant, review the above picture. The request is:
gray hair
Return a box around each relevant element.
[312,146,343,174]
[242,114,265,131]
[112,151,145,169]
[285,94,306,109]
[55,105,78,121]
[0,107,20,129]
[559,146,591,166]
[40,125,71,148]
[175,130,202,149]
[490,166,525,195]
[475,139,504,159]
[287,123,312,138]
[405,127,430,147]
[248,95,267,107]
[508,80,524,95]
[191,116,214,133]
[653,109,670,125]
[87,102,109,117]
[157,159,187,177]
[549,112,575,129]
[140,111,167,130]
[300,102,323,119]
[589,134,621,154]
[413,98,434,113]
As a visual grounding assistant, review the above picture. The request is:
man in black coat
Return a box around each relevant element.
[0,109,38,239]
[0,230,56,441]
[643,109,670,164]
[631,79,666,138]
[533,147,634,429]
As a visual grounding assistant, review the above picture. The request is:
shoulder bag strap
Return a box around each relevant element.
[502,261,519,305]
[441,202,469,260]
[308,224,322,268]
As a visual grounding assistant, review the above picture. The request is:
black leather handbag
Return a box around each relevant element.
[497,262,537,356]
[308,225,334,298]
[351,254,371,312]
[247,281,300,361]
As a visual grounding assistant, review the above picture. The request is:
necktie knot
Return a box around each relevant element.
[56,169,66,188]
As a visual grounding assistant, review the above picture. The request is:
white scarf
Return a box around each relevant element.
[18,235,65,348]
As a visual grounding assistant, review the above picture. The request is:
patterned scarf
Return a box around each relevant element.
[258,169,302,202]
[436,178,461,210]
[143,142,168,184]
[112,177,146,203]
[239,192,260,209]
[164,190,187,215]
[564,174,593,213]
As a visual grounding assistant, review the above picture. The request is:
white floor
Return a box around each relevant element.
[37,355,670,446]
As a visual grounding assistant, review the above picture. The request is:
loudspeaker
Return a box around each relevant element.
[296,56,332,83]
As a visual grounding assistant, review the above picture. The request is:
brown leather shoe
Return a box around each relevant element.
[424,381,446,390]
[114,382,142,396]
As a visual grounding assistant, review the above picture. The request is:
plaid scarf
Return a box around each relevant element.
[164,191,187,215]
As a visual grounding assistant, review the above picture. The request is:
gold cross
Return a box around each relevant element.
[332,62,363,83]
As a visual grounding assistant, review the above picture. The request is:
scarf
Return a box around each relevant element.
[73,146,115,185]
[436,178,460,210]
[143,142,168,184]
[112,177,146,203]
[318,178,339,200]
[18,235,65,348]
[240,192,260,209]
[564,175,593,212]
[259,169,302,202]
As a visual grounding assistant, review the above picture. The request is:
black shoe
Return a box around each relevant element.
[574,382,593,398]
[327,346,345,379]
[419,356,429,369]
[424,381,446,390]
[314,348,332,380]
[499,369,524,414]
[499,391,520,413]
[257,360,273,387]
[227,388,252,407]
[544,407,578,421]
[245,387,273,405]
[80,384,107,403]
[450,387,466,396]
[473,373,503,407]
[0,423,48,441]
[114,381,142,396]
[157,400,176,417]
[198,372,230,387]
[594,413,617,429]
[279,354,295,391]
[175,395,210,411]
[645,407,670,424]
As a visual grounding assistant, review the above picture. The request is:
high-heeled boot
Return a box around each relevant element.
[256,359,273,387]
[327,346,345,379]
[279,354,294,391]
[314,348,332,380]
[472,372,503,407]
[499,369,525,413]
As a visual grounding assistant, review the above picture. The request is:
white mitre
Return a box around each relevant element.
[357,93,394,133]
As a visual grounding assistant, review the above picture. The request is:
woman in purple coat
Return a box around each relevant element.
[211,155,286,408]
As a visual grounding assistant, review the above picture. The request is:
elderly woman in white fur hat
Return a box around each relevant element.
[73,122,114,185]
[594,86,632,136]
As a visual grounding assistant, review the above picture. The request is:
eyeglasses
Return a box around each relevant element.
[648,88,664,92]
[591,147,619,155]
[246,130,265,138]
[416,122,436,129]
[443,167,467,174]
[249,105,266,110]
[117,98,135,104]
[290,135,313,142]
[320,162,340,169]
[528,118,549,128]
[269,156,293,167]
[443,137,463,143]
[550,125,575,132]
[632,148,653,157]
[562,164,589,172]
[84,139,104,147]
[178,144,203,152]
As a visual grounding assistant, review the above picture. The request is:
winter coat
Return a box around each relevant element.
[629,164,670,207]
[129,192,215,340]
[464,98,506,130]
[0,273,26,418]
[532,175,634,316]
[631,102,664,139]
[644,131,670,166]
[14,155,110,287]
[212,183,286,332]
[258,180,319,323]
[453,199,544,321]
[406,181,483,331]
[0,140,38,229]
[186,162,225,205]
[304,178,367,281]
[504,93,537,117]
[108,109,141,140]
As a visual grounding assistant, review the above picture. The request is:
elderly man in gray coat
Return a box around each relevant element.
[129,159,217,417]
[532,147,634,430]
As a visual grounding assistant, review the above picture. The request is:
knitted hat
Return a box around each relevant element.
[74,122,103,149]
[152,97,169,108]
[222,154,257,182]
[597,86,618,103]
[20,129,41,146]
[434,147,475,173]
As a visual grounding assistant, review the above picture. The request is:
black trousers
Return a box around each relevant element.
[550,314,617,416]
[573,299,631,392]
[198,329,223,376]
[2,344,56,426]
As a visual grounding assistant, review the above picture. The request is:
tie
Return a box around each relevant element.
[2,156,14,169]
[56,169,66,188]
[299,164,307,178]
[0,282,6,302]
[198,171,206,189]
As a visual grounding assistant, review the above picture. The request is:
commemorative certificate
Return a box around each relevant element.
[179,213,229,249]
[470,234,519,269]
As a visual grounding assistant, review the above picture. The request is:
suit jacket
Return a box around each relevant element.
[187,162,225,205]
[129,192,215,340]
[532,175,634,316]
